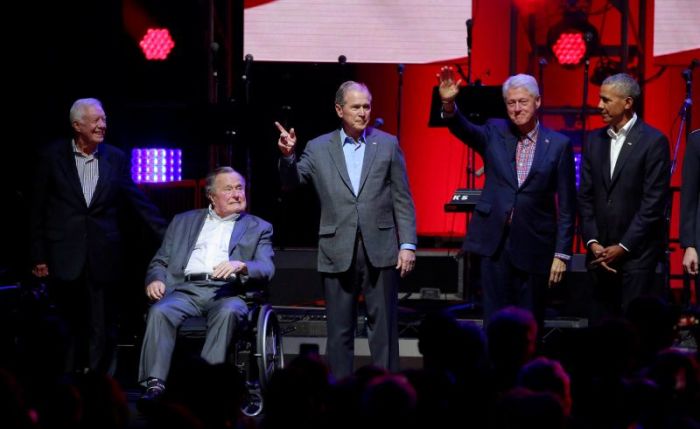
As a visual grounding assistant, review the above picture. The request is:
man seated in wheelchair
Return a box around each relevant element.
[138,166,274,401]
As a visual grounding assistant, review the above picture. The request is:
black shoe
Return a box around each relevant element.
[138,377,166,405]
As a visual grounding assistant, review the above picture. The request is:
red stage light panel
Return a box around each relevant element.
[139,28,175,61]
[552,32,587,65]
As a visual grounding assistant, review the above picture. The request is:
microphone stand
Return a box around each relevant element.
[674,63,695,305]
[466,19,473,85]
[459,18,477,304]
[580,33,594,147]
[242,55,254,207]
[397,64,404,141]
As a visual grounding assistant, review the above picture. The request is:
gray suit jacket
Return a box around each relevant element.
[280,127,417,273]
[145,209,274,288]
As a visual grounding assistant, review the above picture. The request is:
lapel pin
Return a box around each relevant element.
[627,141,632,145]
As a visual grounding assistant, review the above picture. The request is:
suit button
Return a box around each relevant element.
[607,199,613,205]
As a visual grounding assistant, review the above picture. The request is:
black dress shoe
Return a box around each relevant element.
[139,378,166,403]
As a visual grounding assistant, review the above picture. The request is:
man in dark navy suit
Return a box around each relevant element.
[438,68,577,328]
[30,98,165,374]
[578,73,670,324]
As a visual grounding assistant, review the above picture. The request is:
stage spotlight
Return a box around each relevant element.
[139,28,175,61]
[547,11,598,66]
[131,148,182,183]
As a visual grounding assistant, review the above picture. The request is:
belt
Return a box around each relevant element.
[184,273,216,282]
[185,273,237,283]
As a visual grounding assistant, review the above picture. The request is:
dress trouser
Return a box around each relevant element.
[588,266,659,325]
[322,234,400,380]
[138,282,247,383]
[479,237,547,331]
[51,270,117,375]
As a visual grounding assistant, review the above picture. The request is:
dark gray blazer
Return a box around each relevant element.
[681,130,700,250]
[145,209,274,288]
[280,127,417,273]
[30,139,165,283]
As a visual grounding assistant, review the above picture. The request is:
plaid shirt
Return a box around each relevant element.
[515,125,539,187]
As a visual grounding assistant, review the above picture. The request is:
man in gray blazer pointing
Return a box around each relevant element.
[276,81,417,379]
[138,167,274,401]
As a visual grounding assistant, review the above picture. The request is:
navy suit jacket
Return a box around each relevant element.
[680,130,700,250]
[578,119,670,270]
[145,209,275,290]
[30,139,165,283]
[446,114,577,274]
[280,127,417,273]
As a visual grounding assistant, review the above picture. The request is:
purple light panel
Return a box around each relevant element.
[131,148,182,183]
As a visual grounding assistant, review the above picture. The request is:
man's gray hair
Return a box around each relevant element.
[335,81,372,106]
[69,98,104,124]
[502,74,540,99]
[205,166,244,197]
[601,73,641,107]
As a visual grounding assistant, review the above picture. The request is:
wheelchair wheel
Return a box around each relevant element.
[241,389,264,417]
[255,304,284,390]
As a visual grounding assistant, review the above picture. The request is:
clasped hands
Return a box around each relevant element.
[588,243,626,274]
[145,260,247,301]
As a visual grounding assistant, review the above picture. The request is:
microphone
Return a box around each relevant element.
[373,118,384,128]
[466,19,473,50]
[338,55,347,65]
[242,54,253,81]
[683,59,699,79]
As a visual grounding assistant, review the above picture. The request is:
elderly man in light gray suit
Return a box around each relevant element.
[138,167,274,401]
[276,81,417,378]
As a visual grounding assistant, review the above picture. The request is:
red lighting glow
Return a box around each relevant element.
[139,28,175,60]
[551,32,587,65]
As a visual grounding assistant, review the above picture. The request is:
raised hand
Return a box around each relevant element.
[275,121,297,157]
[436,66,462,106]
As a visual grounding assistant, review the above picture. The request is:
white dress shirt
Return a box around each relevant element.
[184,207,238,275]
[608,113,637,178]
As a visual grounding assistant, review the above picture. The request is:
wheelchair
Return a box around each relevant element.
[175,291,285,416]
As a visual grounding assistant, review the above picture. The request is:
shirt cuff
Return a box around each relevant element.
[440,103,457,119]
[618,243,629,252]
[586,239,599,247]
[554,253,571,261]
[400,243,416,251]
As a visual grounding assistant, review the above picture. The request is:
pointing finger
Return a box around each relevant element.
[274,121,288,135]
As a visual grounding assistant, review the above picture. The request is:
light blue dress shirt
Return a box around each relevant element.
[339,128,365,196]
[339,129,415,252]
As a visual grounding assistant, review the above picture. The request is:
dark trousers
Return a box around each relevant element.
[322,235,399,380]
[51,270,117,375]
[588,266,660,325]
[480,245,547,330]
